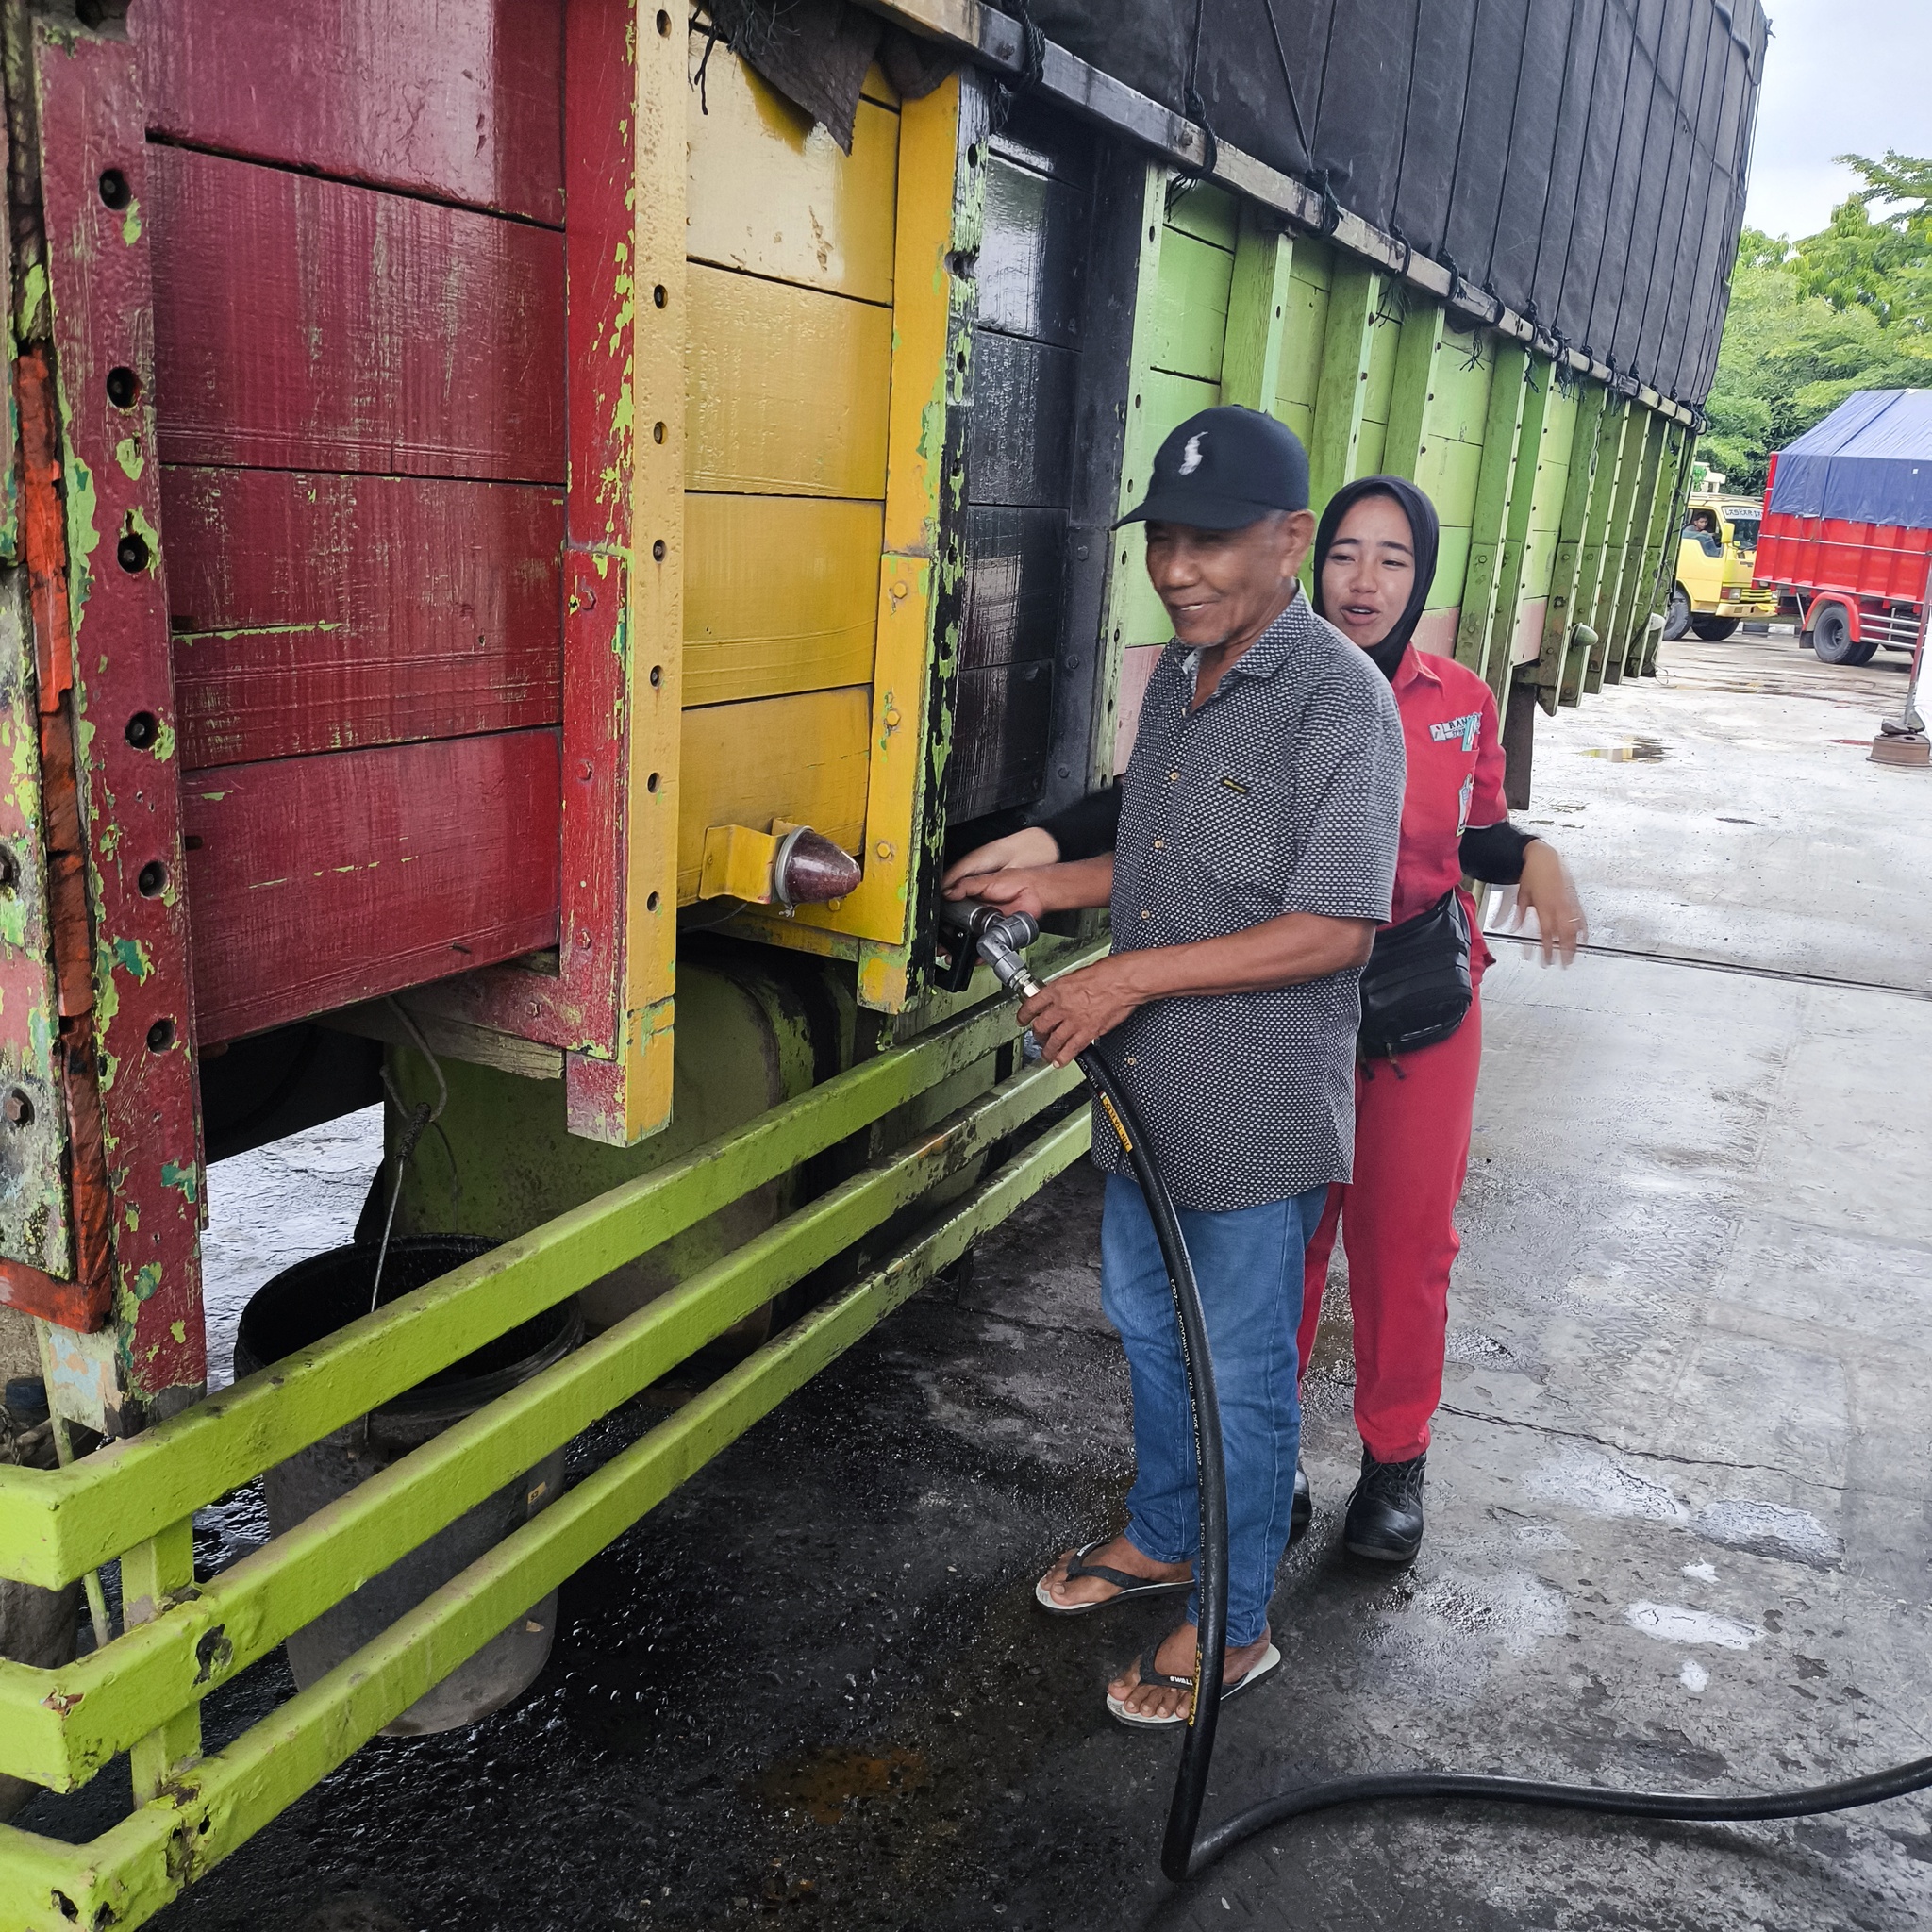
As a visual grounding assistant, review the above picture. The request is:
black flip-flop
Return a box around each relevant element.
[1035,1540,1193,1616]
[1105,1642,1282,1729]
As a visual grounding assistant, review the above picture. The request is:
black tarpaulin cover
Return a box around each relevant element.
[998,0,1765,408]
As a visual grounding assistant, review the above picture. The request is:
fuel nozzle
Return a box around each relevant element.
[934,899,1042,997]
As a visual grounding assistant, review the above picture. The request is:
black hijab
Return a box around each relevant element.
[1311,475,1441,682]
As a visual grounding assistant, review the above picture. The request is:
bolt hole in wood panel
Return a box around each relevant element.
[676,41,901,902]
[140,0,569,1041]
[949,101,1095,823]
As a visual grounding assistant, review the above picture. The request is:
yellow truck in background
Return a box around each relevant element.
[1663,492,1780,640]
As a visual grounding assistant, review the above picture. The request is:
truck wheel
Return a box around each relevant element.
[1690,615,1740,641]
[1808,603,1862,664]
[1662,585,1691,640]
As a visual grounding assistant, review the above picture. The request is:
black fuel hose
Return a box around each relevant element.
[1074,1038,1227,1877]
[944,905,1932,1886]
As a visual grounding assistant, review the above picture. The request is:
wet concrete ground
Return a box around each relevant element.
[20,632,1932,1931]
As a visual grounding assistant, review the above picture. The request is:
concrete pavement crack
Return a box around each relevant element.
[1435,1401,1824,1487]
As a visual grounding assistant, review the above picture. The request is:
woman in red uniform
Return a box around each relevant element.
[1299,475,1582,1562]
[944,475,1584,1566]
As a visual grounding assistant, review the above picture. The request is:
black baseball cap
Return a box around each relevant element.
[1116,406,1310,531]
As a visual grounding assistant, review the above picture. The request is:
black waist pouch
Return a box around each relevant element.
[1357,888,1473,1060]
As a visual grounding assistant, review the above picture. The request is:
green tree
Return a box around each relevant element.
[1790,152,1931,332]
[1698,160,1932,493]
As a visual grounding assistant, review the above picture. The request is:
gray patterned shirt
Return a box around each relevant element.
[1091,591,1405,1211]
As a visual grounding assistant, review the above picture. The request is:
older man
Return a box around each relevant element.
[949,407,1405,1725]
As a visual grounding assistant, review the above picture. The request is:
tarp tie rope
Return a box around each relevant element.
[688,8,726,113]
[992,0,1045,132]
[1173,0,1220,178]
[1310,166,1341,237]
[1256,0,1312,159]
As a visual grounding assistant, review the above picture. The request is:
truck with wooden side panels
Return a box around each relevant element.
[1755,390,1932,667]
[1663,493,1778,641]
[0,0,1762,1922]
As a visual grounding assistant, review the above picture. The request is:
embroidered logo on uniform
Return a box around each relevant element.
[1178,433,1207,475]
[1430,710,1483,751]
[1457,773,1475,835]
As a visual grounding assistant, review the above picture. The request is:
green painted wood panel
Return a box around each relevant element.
[1455,341,1531,685]
[1163,178,1241,251]
[1219,211,1292,411]
[1150,225,1234,383]
[1381,304,1446,486]
[1308,261,1378,517]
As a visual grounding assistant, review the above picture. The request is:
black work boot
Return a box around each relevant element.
[1291,1460,1312,1541]
[1342,1448,1426,1562]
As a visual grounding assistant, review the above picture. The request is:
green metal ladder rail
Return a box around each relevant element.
[0,953,1096,1796]
[0,1049,1086,1790]
[0,1110,1091,1932]
[0,974,1075,1593]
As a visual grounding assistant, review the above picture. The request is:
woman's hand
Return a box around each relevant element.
[942,825,1059,895]
[954,866,1056,923]
[1512,841,1586,965]
[1017,958,1143,1065]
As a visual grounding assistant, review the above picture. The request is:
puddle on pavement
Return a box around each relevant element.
[1693,1498,1840,1571]
[746,1743,930,1825]
[1624,1600,1762,1650]
[1524,1443,1689,1523]
[1580,735,1669,761]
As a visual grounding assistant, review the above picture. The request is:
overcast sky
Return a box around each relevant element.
[1742,0,1932,240]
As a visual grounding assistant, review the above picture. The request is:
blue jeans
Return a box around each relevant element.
[1100,1174,1328,1648]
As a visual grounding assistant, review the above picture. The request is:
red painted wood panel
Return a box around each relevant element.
[32,25,204,1375]
[164,467,563,768]
[149,146,564,479]
[139,0,565,225]
[185,729,561,1043]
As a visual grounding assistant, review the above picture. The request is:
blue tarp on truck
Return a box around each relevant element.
[1767,389,1932,529]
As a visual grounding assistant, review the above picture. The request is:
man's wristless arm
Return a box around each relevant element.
[1106,910,1375,1002]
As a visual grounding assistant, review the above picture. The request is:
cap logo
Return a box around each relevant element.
[1178,432,1206,475]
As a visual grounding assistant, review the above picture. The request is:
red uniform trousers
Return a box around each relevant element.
[1295,991,1483,1463]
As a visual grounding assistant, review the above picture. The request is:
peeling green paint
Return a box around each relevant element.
[132,1261,163,1300]
[114,436,143,482]
[19,259,47,337]
[111,935,154,980]
[175,621,341,643]
[121,197,142,246]
[160,1160,198,1205]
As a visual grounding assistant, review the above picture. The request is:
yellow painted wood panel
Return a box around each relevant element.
[687,264,891,497]
[686,38,899,307]
[684,494,882,707]
[677,686,872,902]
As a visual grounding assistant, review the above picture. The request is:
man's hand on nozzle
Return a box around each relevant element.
[1016,958,1142,1067]
[941,825,1059,893]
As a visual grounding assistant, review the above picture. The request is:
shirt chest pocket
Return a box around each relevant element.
[1173,766,1291,892]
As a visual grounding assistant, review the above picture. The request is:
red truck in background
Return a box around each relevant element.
[1755,389,1932,667]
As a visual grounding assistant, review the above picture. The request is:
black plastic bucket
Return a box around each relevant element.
[235,1236,580,1736]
